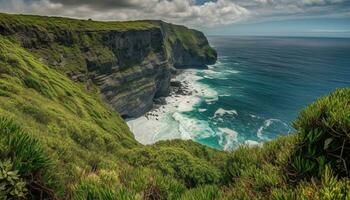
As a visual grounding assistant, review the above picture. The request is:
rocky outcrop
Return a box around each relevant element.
[0,15,216,118]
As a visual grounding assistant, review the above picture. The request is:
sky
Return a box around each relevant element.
[0,0,349,37]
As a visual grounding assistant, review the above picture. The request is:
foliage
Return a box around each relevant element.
[0,160,27,199]
[289,88,350,181]
[0,13,157,32]
[160,22,217,63]
[0,116,55,199]
[179,185,221,200]
[123,143,223,187]
[0,36,135,198]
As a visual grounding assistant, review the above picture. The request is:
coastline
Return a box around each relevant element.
[126,69,218,145]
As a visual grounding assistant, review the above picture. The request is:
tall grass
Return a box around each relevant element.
[0,117,54,199]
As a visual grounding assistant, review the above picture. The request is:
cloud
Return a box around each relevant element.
[0,0,348,28]
[0,0,249,27]
[235,0,349,19]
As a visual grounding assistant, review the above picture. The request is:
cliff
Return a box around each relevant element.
[0,13,217,118]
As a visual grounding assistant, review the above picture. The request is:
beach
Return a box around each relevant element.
[126,69,218,145]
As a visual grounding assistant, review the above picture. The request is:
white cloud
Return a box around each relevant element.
[0,0,249,28]
[0,0,348,28]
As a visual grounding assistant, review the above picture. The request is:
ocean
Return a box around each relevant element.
[127,36,350,150]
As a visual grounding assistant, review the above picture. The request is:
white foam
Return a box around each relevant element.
[173,112,214,139]
[218,128,238,139]
[218,127,239,150]
[226,69,240,74]
[204,69,219,75]
[249,114,259,118]
[126,117,159,144]
[257,119,290,140]
[198,108,207,112]
[214,108,237,117]
[127,69,218,145]
[244,140,261,147]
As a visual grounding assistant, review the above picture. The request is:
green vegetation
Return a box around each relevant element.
[161,23,217,63]
[289,88,350,180]
[0,12,216,76]
[0,13,157,32]
[0,13,349,199]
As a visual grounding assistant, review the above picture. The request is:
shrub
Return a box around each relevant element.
[72,178,117,200]
[288,88,350,181]
[124,147,222,187]
[0,116,55,199]
[179,185,221,200]
[143,183,166,200]
[0,160,27,199]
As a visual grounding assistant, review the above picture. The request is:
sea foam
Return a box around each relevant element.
[214,108,237,117]
[127,69,218,145]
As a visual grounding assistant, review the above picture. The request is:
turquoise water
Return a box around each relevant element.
[184,36,350,150]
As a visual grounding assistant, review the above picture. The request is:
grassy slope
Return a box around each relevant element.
[0,13,349,200]
[0,36,137,197]
[0,13,157,31]
[0,36,230,199]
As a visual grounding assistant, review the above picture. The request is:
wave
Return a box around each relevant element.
[173,112,215,140]
[127,69,219,145]
[226,69,240,74]
[244,140,261,147]
[214,108,238,117]
[217,127,239,150]
[257,119,291,140]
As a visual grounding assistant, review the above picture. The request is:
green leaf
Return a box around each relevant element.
[324,138,333,150]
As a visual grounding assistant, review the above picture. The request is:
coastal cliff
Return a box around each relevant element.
[0,13,216,117]
[0,13,349,200]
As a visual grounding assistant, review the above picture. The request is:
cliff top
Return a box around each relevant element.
[0,12,159,31]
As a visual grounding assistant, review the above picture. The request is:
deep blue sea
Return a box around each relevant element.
[190,36,350,149]
[128,36,350,150]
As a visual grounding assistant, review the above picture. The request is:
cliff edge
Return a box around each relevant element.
[0,13,217,118]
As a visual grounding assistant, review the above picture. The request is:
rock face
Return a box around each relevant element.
[0,16,217,118]
[86,28,172,118]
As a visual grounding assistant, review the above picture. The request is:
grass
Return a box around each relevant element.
[162,23,217,61]
[0,36,137,198]
[0,13,157,32]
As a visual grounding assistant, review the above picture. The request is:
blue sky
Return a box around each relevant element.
[206,17,350,37]
[1,0,349,37]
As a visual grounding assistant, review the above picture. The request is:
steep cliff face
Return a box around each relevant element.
[84,28,172,117]
[161,22,217,68]
[0,13,216,117]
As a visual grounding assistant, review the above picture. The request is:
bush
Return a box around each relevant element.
[179,185,220,200]
[72,178,117,200]
[0,116,55,199]
[0,160,27,199]
[124,146,222,187]
[288,88,350,181]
